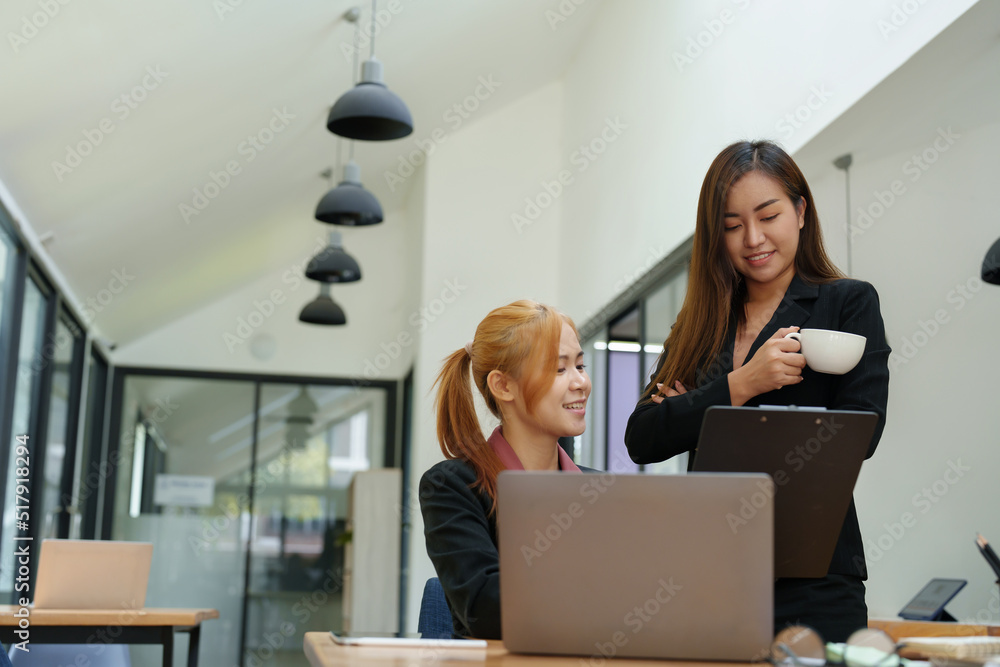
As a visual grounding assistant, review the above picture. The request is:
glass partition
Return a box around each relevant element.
[112,375,256,667]
[575,257,692,478]
[107,373,394,666]
[243,383,386,665]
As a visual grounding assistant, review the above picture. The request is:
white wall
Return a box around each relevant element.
[803,118,1000,621]
[557,0,978,322]
[405,81,565,627]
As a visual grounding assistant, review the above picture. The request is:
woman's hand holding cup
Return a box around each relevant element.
[729,326,805,405]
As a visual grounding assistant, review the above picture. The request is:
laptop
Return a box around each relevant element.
[33,539,153,609]
[692,406,878,578]
[498,472,773,661]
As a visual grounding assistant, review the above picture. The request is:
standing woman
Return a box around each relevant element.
[420,300,592,639]
[625,140,890,642]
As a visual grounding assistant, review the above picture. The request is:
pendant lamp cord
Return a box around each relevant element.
[370,0,377,59]
[844,163,852,277]
[833,153,853,278]
[351,10,362,161]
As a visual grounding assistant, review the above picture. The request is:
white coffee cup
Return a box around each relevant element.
[783,328,866,375]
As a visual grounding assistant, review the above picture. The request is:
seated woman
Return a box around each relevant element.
[419,300,592,639]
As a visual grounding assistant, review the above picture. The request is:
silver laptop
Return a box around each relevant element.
[498,472,773,661]
[33,539,153,609]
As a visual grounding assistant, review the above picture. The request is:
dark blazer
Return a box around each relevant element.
[625,276,890,578]
[420,457,597,639]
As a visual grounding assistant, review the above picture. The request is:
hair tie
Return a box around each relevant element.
[464,341,474,358]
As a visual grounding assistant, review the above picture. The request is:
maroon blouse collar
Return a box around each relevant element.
[487,426,582,473]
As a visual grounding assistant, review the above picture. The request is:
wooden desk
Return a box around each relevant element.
[870,618,1000,640]
[0,606,218,667]
[302,633,738,667]
[304,621,1000,667]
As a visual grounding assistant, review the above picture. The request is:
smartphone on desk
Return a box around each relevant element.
[330,631,487,648]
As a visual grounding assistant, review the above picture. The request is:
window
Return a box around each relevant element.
[0,275,50,600]
[574,240,693,476]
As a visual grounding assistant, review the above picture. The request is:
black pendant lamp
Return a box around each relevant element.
[299,284,347,325]
[306,231,362,283]
[315,161,383,226]
[983,236,1000,285]
[327,0,413,141]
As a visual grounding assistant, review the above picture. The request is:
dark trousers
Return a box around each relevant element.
[774,574,868,643]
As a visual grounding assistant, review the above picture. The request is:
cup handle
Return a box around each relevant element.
[783,332,801,342]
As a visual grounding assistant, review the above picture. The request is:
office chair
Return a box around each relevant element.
[8,644,130,667]
[416,577,452,639]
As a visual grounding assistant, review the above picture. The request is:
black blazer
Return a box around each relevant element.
[420,457,597,639]
[625,276,890,578]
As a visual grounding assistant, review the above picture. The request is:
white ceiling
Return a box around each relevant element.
[795,0,1000,174]
[0,0,603,345]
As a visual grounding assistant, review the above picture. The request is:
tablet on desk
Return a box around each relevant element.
[899,578,967,621]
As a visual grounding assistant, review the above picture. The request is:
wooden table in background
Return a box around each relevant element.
[0,606,218,667]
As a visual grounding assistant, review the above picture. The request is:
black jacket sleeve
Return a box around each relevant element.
[624,364,732,465]
[828,280,891,458]
[419,460,501,639]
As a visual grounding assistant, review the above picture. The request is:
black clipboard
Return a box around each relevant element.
[692,406,878,578]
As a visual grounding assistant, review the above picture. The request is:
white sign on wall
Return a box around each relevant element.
[153,474,215,507]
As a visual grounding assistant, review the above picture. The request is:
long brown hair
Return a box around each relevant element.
[643,140,843,400]
[434,300,579,508]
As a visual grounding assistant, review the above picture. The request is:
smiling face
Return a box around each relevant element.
[723,170,806,293]
[517,321,591,441]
